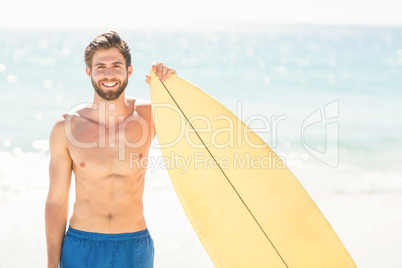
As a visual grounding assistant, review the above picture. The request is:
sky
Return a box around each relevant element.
[1,0,402,30]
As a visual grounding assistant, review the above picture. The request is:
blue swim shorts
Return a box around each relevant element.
[60,226,154,268]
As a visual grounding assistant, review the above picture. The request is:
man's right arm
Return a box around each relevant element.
[45,116,72,268]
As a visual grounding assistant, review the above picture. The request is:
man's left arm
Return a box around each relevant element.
[145,61,177,137]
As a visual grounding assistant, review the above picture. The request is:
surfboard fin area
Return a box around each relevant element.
[150,71,356,267]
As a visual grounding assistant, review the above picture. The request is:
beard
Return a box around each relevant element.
[92,75,128,101]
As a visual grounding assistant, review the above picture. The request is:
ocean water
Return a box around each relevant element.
[0,25,402,267]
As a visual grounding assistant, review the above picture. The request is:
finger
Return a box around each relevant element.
[152,61,158,72]
[146,75,150,85]
[162,65,168,75]
[166,68,176,79]
[157,63,163,77]
[161,65,168,81]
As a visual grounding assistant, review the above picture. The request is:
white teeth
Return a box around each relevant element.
[103,82,118,87]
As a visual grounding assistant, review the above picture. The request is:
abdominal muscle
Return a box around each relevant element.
[69,172,147,234]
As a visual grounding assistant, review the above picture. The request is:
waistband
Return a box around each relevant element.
[66,226,150,241]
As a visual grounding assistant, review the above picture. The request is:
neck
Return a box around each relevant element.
[92,93,132,126]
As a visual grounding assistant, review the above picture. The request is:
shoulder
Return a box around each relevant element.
[136,99,152,114]
[126,96,152,115]
[133,98,151,106]
[127,97,155,135]
[50,102,92,143]
[49,115,70,155]
[126,96,151,107]
[57,103,98,135]
[50,114,70,140]
[51,115,67,134]
[63,102,96,120]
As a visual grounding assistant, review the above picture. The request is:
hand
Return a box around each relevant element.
[146,61,177,84]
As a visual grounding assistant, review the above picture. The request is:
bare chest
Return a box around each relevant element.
[66,116,151,178]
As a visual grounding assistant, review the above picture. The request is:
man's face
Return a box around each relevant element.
[86,47,133,101]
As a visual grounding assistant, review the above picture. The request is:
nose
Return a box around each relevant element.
[104,67,114,77]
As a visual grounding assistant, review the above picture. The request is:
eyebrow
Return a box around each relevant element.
[94,61,124,67]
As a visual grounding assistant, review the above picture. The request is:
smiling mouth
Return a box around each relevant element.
[101,82,118,89]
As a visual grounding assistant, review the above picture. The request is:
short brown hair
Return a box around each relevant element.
[84,31,131,69]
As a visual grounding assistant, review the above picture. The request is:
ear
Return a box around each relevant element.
[85,67,91,77]
[128,65,133,78]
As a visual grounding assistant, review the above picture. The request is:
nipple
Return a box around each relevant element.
[79,162,86,168]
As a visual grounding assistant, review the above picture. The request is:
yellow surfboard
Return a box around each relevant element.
[150,71,356,267]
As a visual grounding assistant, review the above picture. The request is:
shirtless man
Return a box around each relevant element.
[45,31,176,268]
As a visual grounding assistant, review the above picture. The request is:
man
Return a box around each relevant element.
[45,31,176,268]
